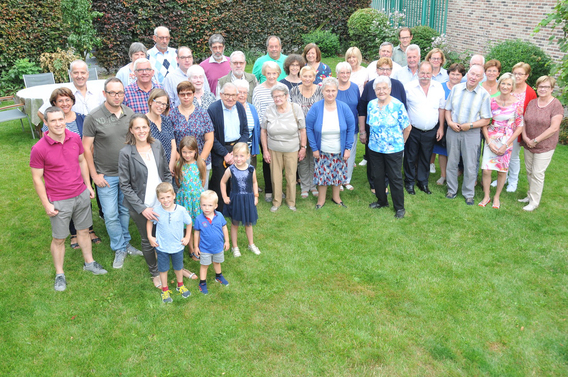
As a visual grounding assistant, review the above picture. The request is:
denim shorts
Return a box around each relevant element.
[156,249,184,272]
[200,251,224,266]
[50,188,92,239]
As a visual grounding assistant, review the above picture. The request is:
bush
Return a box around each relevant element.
[39,49,81,83]
[410,25,440,60]
[559,118,568,146]
[431,34,472,68]
[348,8,391,61]
[0,59,41,96]
[486,39,551,87]
[302,30,341,58]
[60,0,103,60]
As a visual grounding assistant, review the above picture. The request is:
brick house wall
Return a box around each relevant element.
[446,0,564,63]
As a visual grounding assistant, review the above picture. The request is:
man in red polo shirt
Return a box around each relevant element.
[30,107,107,292]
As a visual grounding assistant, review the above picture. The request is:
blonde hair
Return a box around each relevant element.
[345,47,362,66]
[231,142,249,156]
[512,62,532,76]
[155,182,175,197]
[300,65,316,77]
[174,136,206,187]
[200,190,218,204]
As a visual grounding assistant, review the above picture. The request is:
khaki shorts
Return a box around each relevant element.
[50,188,92,239]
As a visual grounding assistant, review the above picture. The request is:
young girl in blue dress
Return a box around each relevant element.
[174,136,206,263]
[220,142,261,257]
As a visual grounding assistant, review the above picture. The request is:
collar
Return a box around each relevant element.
[102,102,126,118]
[204,212,216,223]
[208,55,228,64]
[221,101,236,111]
[231,71,245,80]
[44,129,72,145]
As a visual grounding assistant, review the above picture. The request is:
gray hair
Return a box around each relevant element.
[321,77,339,91]
[497,72,516,89]
[380,41,394,49]
[233,79,249,91]
[187,65,206,80]
[133,58,151,71]
[406,44,421,56]
[128,43,147,59]
[261,61,281,76]
[266,35,282,48]
[230,51,246,61]
[373,75,392,90]
[220,82,237,94]
[418,61,433,71]
[69,60,87,72]
[335,62,352,74]
[154,26,169,36]
[270,83,289,96]
[470,54,485,66]
[209,33,225,47]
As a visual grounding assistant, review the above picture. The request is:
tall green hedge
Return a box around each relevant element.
[91,0,369,71]
[0,0,66,72]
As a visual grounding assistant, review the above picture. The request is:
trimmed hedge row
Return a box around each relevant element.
[92,0,369,71]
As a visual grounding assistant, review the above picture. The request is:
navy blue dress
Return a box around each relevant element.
[223,164,258,226]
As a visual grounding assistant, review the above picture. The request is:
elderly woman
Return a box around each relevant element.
[505,62,538,193]
[280,54,305,90]
[41,87,102,247]
[482,60,501,97]
[187,65,216,110]
[290,66,323,198]
[302,43,331,85]
[345,47,368,95]
[519,76,563,211]
[432,63,466,185]
[145,89,176,174]
[364,76,410,219]
[234,79,261,168]
[306,77,355,209]
[261,83,307,212]
[425,48,448,83]
[479,73,524,208]
[336,62,360,191]
[116,42,153,87]
[169,81,214,187]
[253,61,282,202]
[118,114,174,288]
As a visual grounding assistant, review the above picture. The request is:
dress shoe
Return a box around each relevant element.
[518,197,530,203]
[369,202,389,209]
[417,184,432,195]
[405,184,416,195]
[394,209,406,219]
[331,199,347,208]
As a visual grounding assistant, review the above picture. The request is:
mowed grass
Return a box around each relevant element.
[1,89,568,375]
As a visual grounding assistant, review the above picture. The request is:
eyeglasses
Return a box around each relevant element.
[400,36,412,40]
[513,72,527,76]
[136,68,153,73]
[232,61,245,65]
[537,85,551,90]
[157,36,170,40]
[429,57,442,61]
[105,91,125,97]
[223,93,237,98]
[272,94,286,100]
[378,68,392,72]
[375,88,390,92]
[153,99,168,107]
[179,55,193,60]
[179,92,193,97]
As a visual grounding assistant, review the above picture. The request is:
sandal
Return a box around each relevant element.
[89,230,101,244]
[152,275,162,289]
[301,191,309,199]
[190,252,200,261]
[344,184,354,190]
[182,269,198,280]
[70,235,79,249]
[311,189,319,197]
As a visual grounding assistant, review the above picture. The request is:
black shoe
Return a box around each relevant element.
[331,199,347,208]
[465,197,474,206]
[369,202,389,209]
[417,184,432,195]
[446,192,457,199]
[394,209,406,219]
[315,203,325,210]
[405,184,416,195]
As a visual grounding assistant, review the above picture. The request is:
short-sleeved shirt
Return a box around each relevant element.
[194,211,226,254]
[367,97,410,154]
[252,54,288,83]
[392,66,418,85]
[169,106,215,165]
[30,130,86,201]
[123,81,163,114]
[521,98,564,153]
[445,83,492,126]
[82,103,134,176]
[261,103,305,153]
[151,204,192,254]
[404,79,445,131]
[38,82,105,115]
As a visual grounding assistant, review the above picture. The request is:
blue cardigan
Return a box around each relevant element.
[248,103,261,156]
[305,100,355,158]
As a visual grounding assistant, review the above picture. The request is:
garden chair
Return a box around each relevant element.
[22,72,55,88]
[0,96,35,138]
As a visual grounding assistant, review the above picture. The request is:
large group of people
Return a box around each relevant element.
[30,26,564,299]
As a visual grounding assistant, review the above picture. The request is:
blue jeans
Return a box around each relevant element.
[97,175,131,251]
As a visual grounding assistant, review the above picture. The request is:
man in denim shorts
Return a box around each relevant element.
[31,107,108,291]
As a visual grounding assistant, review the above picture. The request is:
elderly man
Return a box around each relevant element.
[252,36,287,83]
[368,42,402,80]
[216,51,258,102]
[148,26,177,85]
[200,34,231,96]
[445,65,491,205]
[83,78,143,269]
[392,44,420,85]
[31,106,107,291]
[403,62,446,195]
[207,83,249,211]
[123,58,162,113]
[37,60,104,122]
[392,27,413,67]
[461,54,487,83]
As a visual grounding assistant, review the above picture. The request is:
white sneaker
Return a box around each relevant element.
[248,244,261,255]
[430,163,436,173]
[265,193,273,203]
[523,204,537,212]
[490,179,498,187]
[288,206,297,211]
[270,206,279,212]
[518,197,530,203]
[506,184,517,193]
[232,247,241,257]
[358,159,367,166]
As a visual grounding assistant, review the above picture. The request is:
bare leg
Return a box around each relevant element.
[331,185,342,203]
[200,264,208,281]
[494,171,507,207]
[430,153,436,164]
[174,269,184,285]
[230,223,239,248]
[213,262,222,274]
[51,238,66,275]
[439,155,447,179]
[245,225,254,245]
[316,185,327,206]
[76,228,94,264]
[480,169,491,204]
[159,271,168,289]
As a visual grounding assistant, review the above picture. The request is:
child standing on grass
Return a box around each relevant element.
[194,190,230,295]
[174,136,206,262]
[220,142,261,258]
[147,182,193,303]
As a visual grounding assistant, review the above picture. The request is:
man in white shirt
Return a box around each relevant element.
[392,44,421,85]
[367,42,402,80]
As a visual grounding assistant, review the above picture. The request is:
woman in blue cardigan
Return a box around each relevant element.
[306,77,355,209]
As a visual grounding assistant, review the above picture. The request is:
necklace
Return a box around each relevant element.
[537,96,553,108]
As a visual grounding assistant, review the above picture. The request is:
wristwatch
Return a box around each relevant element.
[302,145,307,149]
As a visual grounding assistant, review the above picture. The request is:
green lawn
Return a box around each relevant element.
[1,96,568,375]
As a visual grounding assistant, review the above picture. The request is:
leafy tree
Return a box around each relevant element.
[60,0,102,60]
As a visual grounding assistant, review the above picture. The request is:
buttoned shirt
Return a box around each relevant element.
[38,82,105,115]
[222,102,241,142]
[392,66,418,85]
[163,67,188,109]
[445,83,492,125]
[404,80,445,131]
[392,45,407,67]
[148,46,177,85]
[367,60,402,81]
[432,68,449,83]
[123,81,162,113]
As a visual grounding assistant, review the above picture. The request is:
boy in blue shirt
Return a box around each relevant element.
[194,190,230,294]
[147,182,192,303]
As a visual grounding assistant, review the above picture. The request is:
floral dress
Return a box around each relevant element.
[176,162,203,221]
[481,98,524,172]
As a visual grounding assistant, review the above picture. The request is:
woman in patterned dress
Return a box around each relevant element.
[145,89,176,174]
